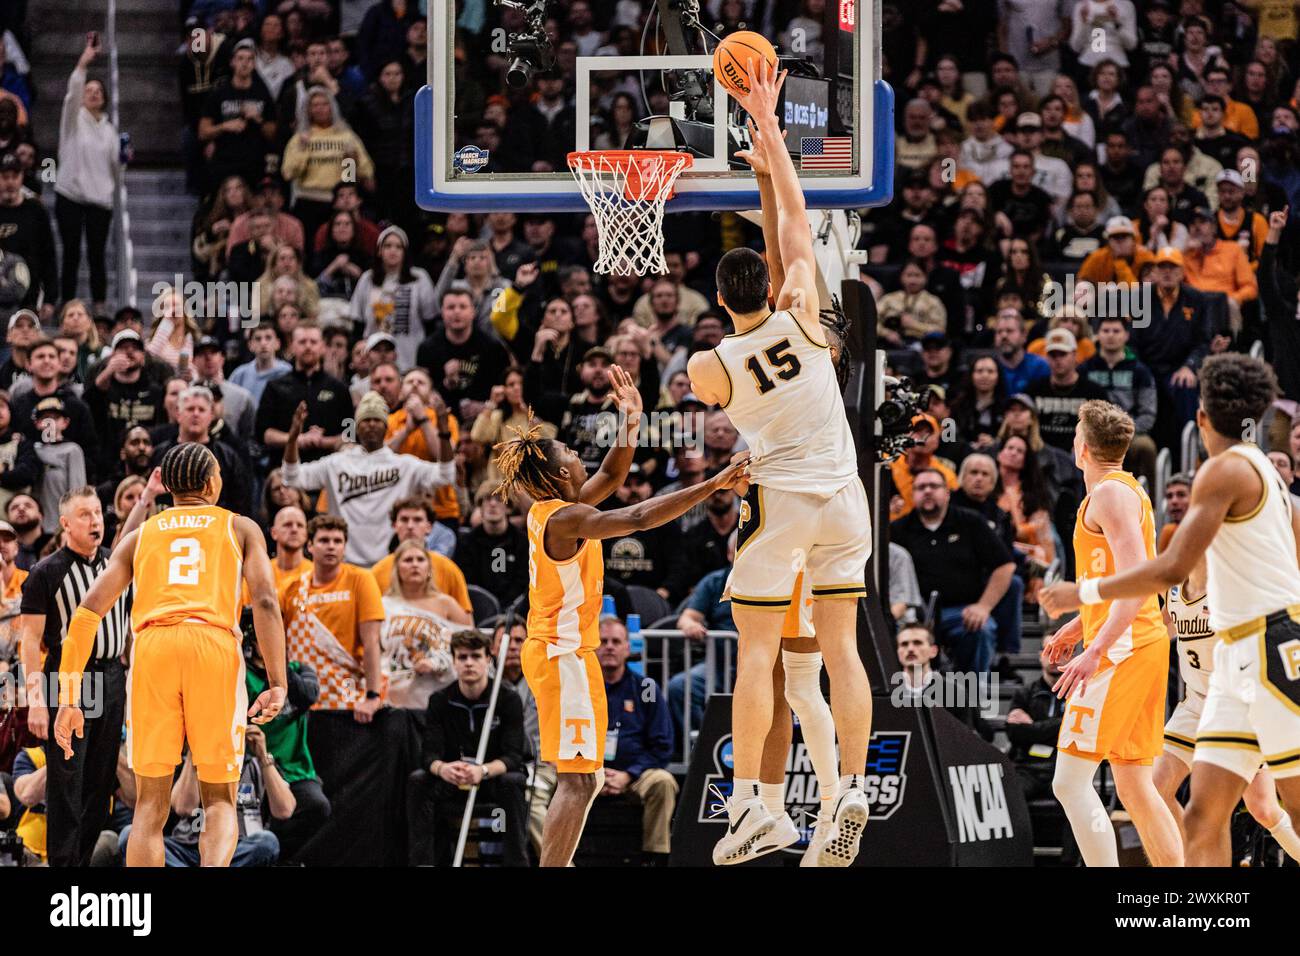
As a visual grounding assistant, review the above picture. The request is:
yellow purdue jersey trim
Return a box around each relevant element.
[714,347,735,409]
[1195,733,1260,749]
[1265,746,1300,769]
[1223,454,1271,523]
[790,313,830,349]
[1163,731,1195,751]
[722,311,774,339]
[731,593,793,608]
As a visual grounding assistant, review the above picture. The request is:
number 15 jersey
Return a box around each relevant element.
[713,310,857,498]
[132,505,245,635]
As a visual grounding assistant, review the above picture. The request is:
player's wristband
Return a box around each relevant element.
[1078,577,1104,606]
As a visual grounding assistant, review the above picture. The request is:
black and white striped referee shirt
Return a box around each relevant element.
[20,546,133,670]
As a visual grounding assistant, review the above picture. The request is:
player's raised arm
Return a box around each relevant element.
[737,118,787,300]
[577,365,642,506]
[734,57,822,334]
[237,515,288,724]
[551,454,750,543]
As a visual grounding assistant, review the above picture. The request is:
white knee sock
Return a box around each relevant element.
[1268,813,1300,862]
[1052,753,1119,867]
[783,651,839,808]
[760,782,786,817]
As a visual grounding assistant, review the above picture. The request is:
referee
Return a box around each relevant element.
[18,487,132,866]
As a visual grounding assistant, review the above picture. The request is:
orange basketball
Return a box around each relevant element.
[712,31,778,99]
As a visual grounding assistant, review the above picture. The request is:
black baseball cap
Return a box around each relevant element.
[0,153,21,173]
[583,346,613,364]
[921,331,949,349]
[32,396,67,421]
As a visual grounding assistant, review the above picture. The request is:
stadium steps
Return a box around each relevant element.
[41,168,195,311]
[27,0,184,165]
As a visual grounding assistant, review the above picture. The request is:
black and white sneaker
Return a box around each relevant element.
[819,787,869,867]
[711,791,778,866]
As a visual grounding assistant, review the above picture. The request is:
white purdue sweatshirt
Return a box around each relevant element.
[282,445,455,566]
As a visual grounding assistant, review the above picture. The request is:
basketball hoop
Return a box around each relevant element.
[567,150,693,276]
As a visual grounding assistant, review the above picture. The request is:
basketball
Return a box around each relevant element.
[712,31,778,98]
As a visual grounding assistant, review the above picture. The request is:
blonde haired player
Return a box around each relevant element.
[1153,553,1300,860]
[492,366,750,867]
[52,442,288,867]
[1041,400,1183,867]
[689,57,873,866]
[1044,353,1300,866]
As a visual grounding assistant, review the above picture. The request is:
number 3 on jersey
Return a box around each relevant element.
[744,338,802,395]
[168,537,203,585]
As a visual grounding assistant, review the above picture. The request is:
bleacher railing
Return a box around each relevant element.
[105,0,137,308]
[639,629,737,772]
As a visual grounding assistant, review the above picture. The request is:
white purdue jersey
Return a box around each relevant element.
[1166,582,1215,697]
[713,309,857,497]
[1206,444,1300,631]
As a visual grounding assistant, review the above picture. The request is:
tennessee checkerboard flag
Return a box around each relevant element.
[800,136,852,170]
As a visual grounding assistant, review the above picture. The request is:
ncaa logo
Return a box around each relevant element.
[453,145,490,174]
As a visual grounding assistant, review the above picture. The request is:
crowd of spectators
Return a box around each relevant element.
[1,0,1300,866]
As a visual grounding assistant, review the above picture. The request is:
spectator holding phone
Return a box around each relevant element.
[54,32,120,316]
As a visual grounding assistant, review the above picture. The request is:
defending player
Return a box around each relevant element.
[1040,401,1182,867]
[1153,554,1300,860]
[1043,355,1300,865]
[52,442,288,867]
[690,57,872,866]
[493,366,749,867]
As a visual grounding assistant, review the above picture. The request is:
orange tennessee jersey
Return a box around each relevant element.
[132,505,244,635]
[526,498,603,654]
[1073,471,1165,650]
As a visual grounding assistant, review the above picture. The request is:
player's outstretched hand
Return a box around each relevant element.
[609,363,643,423]
[53,705,84,760]
[248,684,286,725]
[712,451,752,492]
[1040,580,1081,617]
[1040,614,1082,667]
[735,118,788,175]
[735,56,786,125]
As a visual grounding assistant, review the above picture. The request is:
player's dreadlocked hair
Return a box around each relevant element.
[1199,353,1278,439]
[161,442,217,496]
[819,294,852,390]
[493,413,569,501]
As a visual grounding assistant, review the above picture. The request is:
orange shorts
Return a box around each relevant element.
[1058,633,1169,766]
[127,623,248,784]
[522,638,607,774]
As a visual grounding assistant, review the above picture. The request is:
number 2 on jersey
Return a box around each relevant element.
[168,537,203,585]
[743,338,802,395]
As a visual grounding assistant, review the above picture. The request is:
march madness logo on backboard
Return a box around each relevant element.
[699,729,911,854]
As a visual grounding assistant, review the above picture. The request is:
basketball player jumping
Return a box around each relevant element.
[1043,354,1300,865]
[492,365,750,867]
[690,57,873,866]
[1040,401,1182,867]
[726,118,847,865]
[52,442,288,867]
[1153,553,1300,860]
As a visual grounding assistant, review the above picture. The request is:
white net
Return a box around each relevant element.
[567,150,693,276]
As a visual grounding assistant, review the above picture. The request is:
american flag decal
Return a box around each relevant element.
[800,136,852,171]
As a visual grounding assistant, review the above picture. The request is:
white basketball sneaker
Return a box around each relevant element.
[766,811,802,854]
[819,786,869,867]
[799,809,838,867]
[711,793,778,866]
